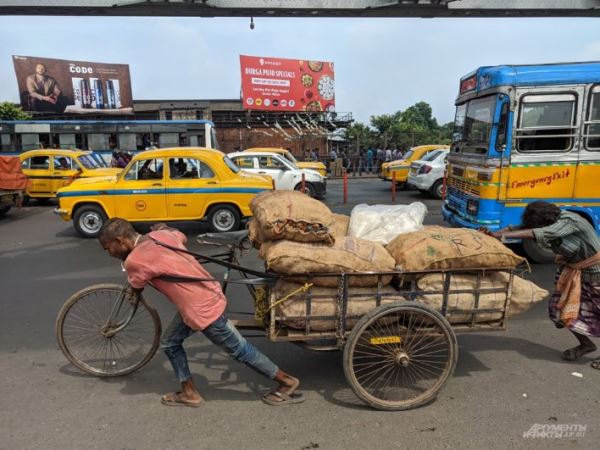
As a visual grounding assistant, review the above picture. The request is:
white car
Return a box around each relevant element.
[228,151,326,198]
[407,149,449,199]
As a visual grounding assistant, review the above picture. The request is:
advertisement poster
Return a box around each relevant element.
[240,55,335,112]
[12,55,133,114]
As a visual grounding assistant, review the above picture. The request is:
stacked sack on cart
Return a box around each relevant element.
[248,191,407,330]
[247,191,549,330]
[386,226,548,324]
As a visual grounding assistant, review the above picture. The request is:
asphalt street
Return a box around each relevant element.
[0,178,598,450]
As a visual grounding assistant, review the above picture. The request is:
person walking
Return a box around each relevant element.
[99,218,304,406]
[366,147,374,173]
[483,201,600,370]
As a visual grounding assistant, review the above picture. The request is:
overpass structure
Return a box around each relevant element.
[0,0,599,18]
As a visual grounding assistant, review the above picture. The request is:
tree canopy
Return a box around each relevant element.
[342,101,453,151]
[0,102,32,121]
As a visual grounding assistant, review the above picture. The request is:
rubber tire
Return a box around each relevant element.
[343,301,458,411]
[73,204,108,238]
[207,204,241,233]
[431,180,445,200]
[522,239,555,264]
[294,182,316,198]
[56,283,161,377]
[0,205,11,216]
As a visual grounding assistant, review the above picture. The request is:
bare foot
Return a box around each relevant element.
[562,344,597,361]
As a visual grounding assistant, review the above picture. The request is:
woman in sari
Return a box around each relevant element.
[486,201,600,369]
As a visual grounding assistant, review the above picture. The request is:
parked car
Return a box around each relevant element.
[407,149,449,199]
[380,144,448,187]
[54,148,272,238]
[20,149,120,201]
[229,150,326,199]
[243,147,327,177]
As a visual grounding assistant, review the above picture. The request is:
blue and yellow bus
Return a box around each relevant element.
[443,61,600,261]
[0,119,219,159]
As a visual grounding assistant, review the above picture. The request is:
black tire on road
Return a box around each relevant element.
[73,204,107,238]
[294,182,316,198]
[343,301,458,411]
[56,284,161,377]
[0,205,11,216]
[207,204,241,233]
[522,239,555,264]
[431,180,445,200]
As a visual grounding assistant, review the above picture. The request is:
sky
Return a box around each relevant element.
[1,15,600,125]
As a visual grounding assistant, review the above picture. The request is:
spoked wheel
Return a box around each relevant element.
[343,302,457,411]
[56,284,162,377]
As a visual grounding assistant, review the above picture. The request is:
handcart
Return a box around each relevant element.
[56,230,516,411]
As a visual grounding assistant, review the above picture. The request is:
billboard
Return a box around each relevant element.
[240,55,335,112]
[12,55,133,114]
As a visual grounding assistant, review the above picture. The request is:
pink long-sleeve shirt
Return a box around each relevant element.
[124,229,226,330]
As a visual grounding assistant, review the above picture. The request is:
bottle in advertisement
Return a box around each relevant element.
[71,77,83,108]
[105,80,116,109]
[91,78,104,109]
[80,79,92,109]
[109,79,122,109]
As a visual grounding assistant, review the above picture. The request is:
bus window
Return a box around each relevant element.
[59,133,76,149]
[88,134,109,151]
[75,133,88,150]
[0,133,13,152]
[516,94,576,152]
[586,88,600,150]
[495,101,509,151]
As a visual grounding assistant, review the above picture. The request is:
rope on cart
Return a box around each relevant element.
[268,282,314,312]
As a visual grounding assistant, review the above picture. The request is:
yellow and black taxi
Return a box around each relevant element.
[20,149,121,200]
[380,144,449,186]
[244,147,328,177]
[54,147,272,238]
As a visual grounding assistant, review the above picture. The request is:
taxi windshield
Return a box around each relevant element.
[77,155,102,169]
[401,150,414,161]
[223,156,240,173]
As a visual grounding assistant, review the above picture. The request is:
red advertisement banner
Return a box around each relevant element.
[240,55,335,112]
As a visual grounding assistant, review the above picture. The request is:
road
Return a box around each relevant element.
[0,178,597,450]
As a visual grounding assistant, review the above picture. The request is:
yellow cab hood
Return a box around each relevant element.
[297,161,326,170]
[81,168,122,177]
[66,175,117,188]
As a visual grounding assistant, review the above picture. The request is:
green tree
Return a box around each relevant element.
[0,102,32,120]
[370,111,401,149]
[343,122,375,153]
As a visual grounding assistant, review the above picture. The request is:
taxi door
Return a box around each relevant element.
[256,155,289,189]
[21,155,52,197]
[51,155,79,194]
[114,157,167,220]
[165,157,215,219]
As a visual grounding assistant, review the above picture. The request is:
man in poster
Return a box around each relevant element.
[25,63,63,112]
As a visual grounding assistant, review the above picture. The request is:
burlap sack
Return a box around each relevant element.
[415,272,548,324]
[250,190,335,245]
[247,218,264,249]
[272,280,405,331]
[386,226,525,271]
[260,236,395,287]
[332,213,350,238]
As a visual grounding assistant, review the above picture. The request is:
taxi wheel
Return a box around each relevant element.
[294,182,316,198]
[207,205,241,233]
[432,180,445,199]
[74,205,107,238]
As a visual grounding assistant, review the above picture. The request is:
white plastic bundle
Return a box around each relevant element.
[348,202,428,245]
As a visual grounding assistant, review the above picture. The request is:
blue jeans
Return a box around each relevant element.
[160,313,279,383]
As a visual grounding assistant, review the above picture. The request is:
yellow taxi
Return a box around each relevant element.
[380,145,449,186]
[54,148,272,238]
[244,147,328,177]
[20,149,121,200]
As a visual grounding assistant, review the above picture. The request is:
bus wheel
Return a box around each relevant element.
[522,240,555,264]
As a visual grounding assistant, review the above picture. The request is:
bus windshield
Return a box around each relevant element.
[454,96,496,146]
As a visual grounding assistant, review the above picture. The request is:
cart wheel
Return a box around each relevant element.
[343,301,457,411]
